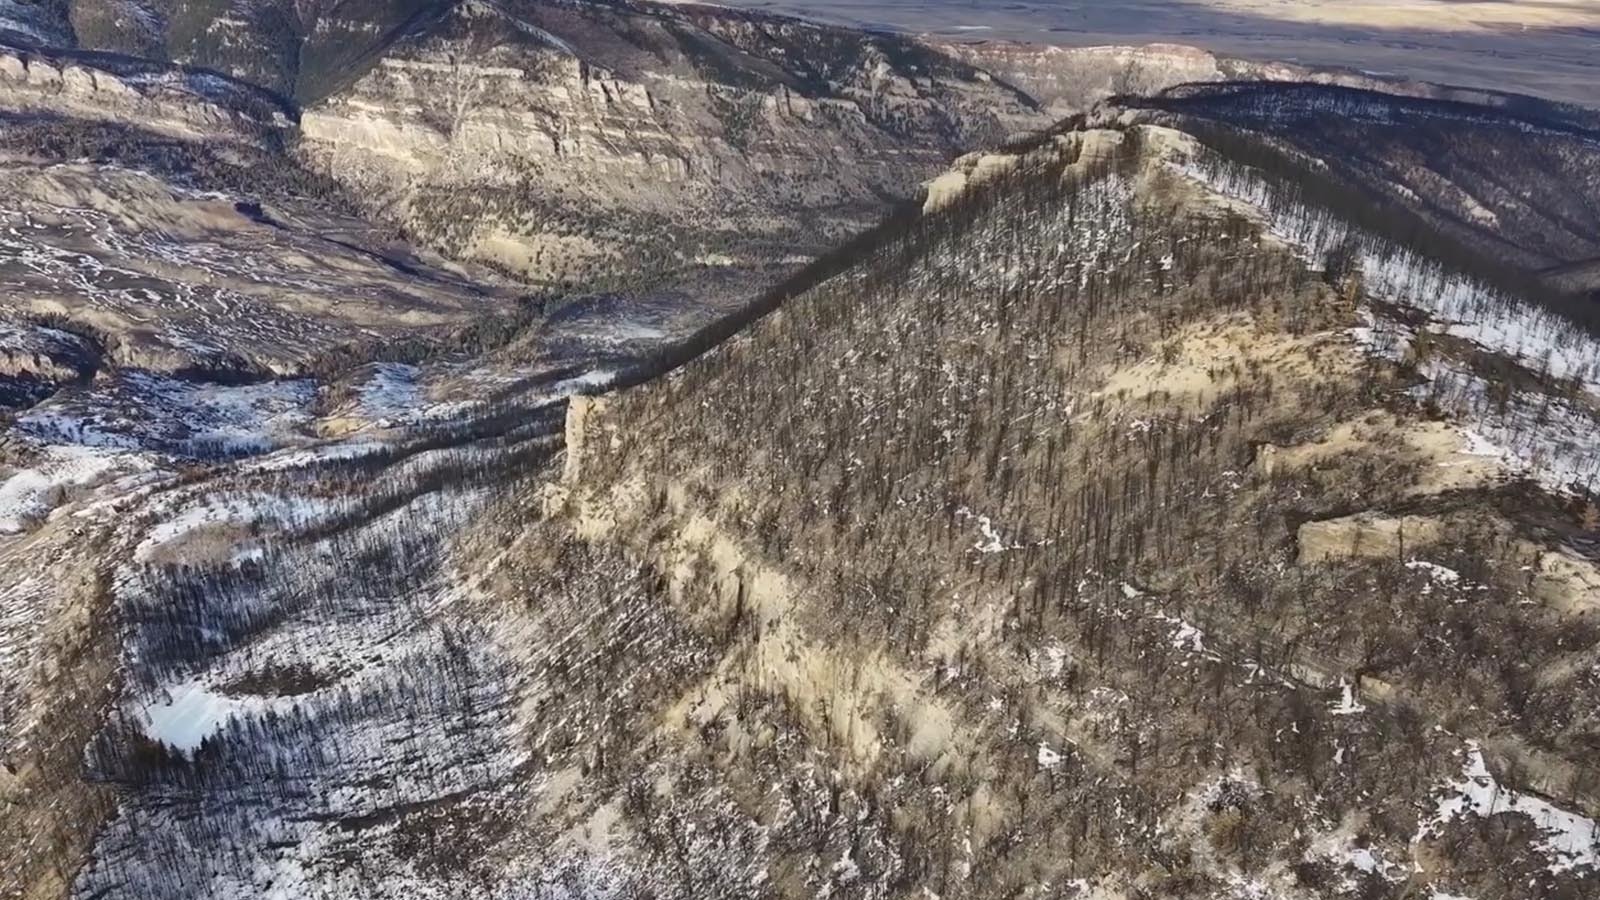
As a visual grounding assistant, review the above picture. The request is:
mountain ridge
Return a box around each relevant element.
[0,6,1598,899]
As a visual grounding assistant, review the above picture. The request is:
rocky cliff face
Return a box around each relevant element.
[0,156,518,380]
[2,0,443,101]
[0,44,294,144]
[295,0,1047,287]
[23,2,1589,298]
[935,38,1600,125]
[2,0,1050,285]
[8,7,1600,898]
[934,41,1228,117]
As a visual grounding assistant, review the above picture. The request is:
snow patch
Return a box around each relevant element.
[1037,742,1064,769]
[139,678,267,754]
[1419,741,1599,874]
[1329,677,1366,716]
[15,372,316,458]
[1406,560,1461,585]
[135,492,342,561]
[357,362,423,423]
[956,507,1020,554]
[242,441,388,474]
[0,446,138,533]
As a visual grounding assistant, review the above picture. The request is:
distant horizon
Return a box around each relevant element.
[695,0,1600,106]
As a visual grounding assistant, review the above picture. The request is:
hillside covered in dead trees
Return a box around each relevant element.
[524,126,1600,898]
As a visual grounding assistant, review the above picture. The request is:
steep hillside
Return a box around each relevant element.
[693,0,1600,107]
[21,2,1595,299]
[1,0,443,101]
[0,43,296,143]
[520,125,1600,896]
[295,0,1045,288]
[1118,83,1600,301]
[934,41,1234,118]
[0,0,1053,290]
[0,123,665,897]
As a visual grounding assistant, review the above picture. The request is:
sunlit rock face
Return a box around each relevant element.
[295,0,1048,287]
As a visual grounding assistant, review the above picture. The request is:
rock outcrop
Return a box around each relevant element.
[0,321,97,404]
[935,41,1227,117]
[1296,513,1444,564]
[0,45,294,143]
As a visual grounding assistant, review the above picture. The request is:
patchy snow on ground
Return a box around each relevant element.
[1419,741,1600,874]
[1305,820,1405,889]
[0,0,72,43]
[354,364,617,428]
[242,441,389,474]
[551,368,617,395]
[1406,560,1462,595]
[1176,155,1600,405]
[1361,252,1600,399]
[134,491,344,561]
[15,371,316,458]
[357,362,424,424]
[1183,149,1600,499]
[956,507,1020,554]
[413,399,483,421]
[1152,611,1214,661]
[139,677,273,754]
[512,368,619,414]
[1329,677,1366,716]
[1042,644,1068,678]
[1419,360,1600,496]
[1037,741,1065,769]
[1439,306,1600,399]
[0,445,143,533]
[1405,560,1460,582]
[1347,306,1414,362]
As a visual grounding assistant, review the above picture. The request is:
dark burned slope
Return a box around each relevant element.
[1118,83,1600,302]
[508,130,1600,897]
